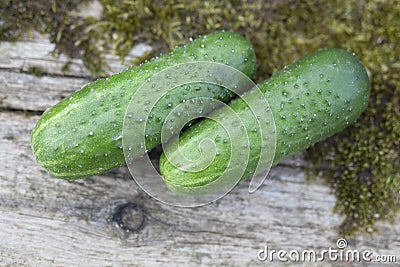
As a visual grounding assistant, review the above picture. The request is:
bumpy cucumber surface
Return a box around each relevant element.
[31,31,256,179]
[160,49,371,191]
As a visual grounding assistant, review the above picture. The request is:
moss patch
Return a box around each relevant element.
[24,66,45,77]
[1,0,399,237]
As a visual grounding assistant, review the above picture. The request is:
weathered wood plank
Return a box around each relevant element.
[0,111,399,266]
[0,37,151,111]
[0,71,88,111]
[0,38,152,78]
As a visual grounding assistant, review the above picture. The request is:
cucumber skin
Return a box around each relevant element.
[160,48,371,189]
[31,31,256,179]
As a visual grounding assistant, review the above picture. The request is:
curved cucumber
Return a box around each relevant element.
[160,48,371,191]
[31,31,256,179]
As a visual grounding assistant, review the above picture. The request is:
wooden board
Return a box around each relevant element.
[0,34,399,267]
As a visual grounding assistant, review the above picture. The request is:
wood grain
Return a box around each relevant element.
[0,34,399,267]
[0,37,151,111]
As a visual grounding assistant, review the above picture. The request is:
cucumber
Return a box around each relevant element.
[159,48,371,193]
[31,31,256,179]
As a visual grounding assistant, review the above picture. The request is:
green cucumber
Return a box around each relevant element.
[31,31,256,179]
[159,48,371,192]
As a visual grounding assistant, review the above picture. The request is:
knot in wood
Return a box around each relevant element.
[112,202,145,232]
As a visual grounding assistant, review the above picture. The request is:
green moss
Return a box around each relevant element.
[0,0,99,74]
[1,0,399,236]
[25,66,45,77]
